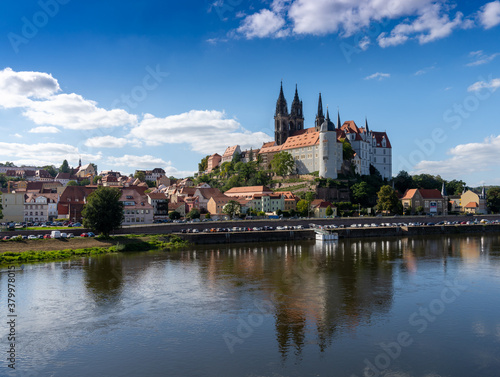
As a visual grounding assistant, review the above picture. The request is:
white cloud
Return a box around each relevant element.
[467,77,500,92]
[365,72,390,81]
[234,1,475,47]
[479,1,500,29]
[10,133,22,138]
[28,126,60,134]
[358,36,371,51]
[414,65,435,76]
[466,50,500,66]
[378,3,464,47]
[106,154,168,167]
[129,110,272,155]
[84,136,129,149]
[0,141,101,167]
[237,8,287,38]
[412,135,500,178]
[0,68,137,130]
[0,67,60,108]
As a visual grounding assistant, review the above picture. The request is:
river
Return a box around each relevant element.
[1,234,500,377]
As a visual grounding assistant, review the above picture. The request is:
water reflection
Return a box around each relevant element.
[4,234,499,377]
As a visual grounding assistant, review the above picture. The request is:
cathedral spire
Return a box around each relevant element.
[337,109,341,130]
[365,116,370,132]
[317,93,324,118]
[275,81,288,116]
[315,92,325,131]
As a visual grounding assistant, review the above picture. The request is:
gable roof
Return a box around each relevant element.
[223,145,239,158]
[465,202,479,208]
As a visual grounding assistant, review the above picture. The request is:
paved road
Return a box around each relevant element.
[2,214,500,238]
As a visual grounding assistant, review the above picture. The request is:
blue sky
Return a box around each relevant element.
[0,0,499,186]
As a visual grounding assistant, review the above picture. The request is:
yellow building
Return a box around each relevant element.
[460,189,487,214]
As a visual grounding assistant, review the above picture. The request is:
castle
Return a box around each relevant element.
[259,83,392,180]
[212,83,392,180]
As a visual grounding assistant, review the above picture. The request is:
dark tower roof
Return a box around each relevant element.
[275,81,288,116]
[337,110,341,130]
[325,107,335,131]
[365,117,370,132]
[317,93,324,118]
[290,84,302,118]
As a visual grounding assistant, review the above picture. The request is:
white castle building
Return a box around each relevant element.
[258,83,392,180]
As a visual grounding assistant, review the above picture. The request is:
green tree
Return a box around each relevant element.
[326,205,333,217]
[415,205,424,215]
[305,191,316,202]
[232,152,241,163]
[487,187,500,213]
[79,179,90,186]
[351,181,371,207]
[257,211,266,217]
[134,171,146,182]
[60,159,70,174]
[376,185,400,214]
[393,170,414,194]
[296,199,310,217]
[93,175,102,184]
[198,155,209,172]
[223,200,241,217]
[413,174,442,190]
[186,208,200,219]
[205,212,211,219]
[248,148,254,162]
[169,211,181,220]
[0,192,3,220]
[341,139,355,160]
[446,179,466,196]
[82,186,124,237]
[271,151,295,177]
[67,180,78,186]
[43,165,57,177]
[91,163,98,174]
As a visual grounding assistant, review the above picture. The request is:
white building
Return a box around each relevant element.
[24,193,59,223]
[341,119,392,179]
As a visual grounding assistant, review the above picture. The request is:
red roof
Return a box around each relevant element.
[402,188,443,200]
[465,202,479,208]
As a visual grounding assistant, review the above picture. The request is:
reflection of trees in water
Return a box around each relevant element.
[83,254,124,303]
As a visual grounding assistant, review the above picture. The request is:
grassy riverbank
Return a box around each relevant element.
[0,234,189,265]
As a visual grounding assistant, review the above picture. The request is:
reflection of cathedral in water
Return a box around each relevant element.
[198,240,396,359]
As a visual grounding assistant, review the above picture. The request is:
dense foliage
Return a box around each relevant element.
[82,186,124,237]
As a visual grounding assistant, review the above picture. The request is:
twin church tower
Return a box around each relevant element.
[270,82,392,180]
[274,82,340,146]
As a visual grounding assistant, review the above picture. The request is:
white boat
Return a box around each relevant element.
[314,229,339,241]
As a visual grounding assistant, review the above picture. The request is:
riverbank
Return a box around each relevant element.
[0,234,188,265]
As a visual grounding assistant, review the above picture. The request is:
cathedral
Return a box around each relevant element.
[260,83,392,179]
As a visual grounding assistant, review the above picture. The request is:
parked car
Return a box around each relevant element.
[28,235,37,240]
[80,233,88,237]
[3,236,10,240]
[87,232,96,237]
[61,233,68,238]
[43,234,51,239]
[67,233,74,238]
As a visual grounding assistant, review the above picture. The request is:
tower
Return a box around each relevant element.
[319,119,338,179]
[315,93,325,131]
[290,84,304,133]
[325,107,335,131]
[275,82,290,146]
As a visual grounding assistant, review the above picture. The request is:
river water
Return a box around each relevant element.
[1,234,500,377]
